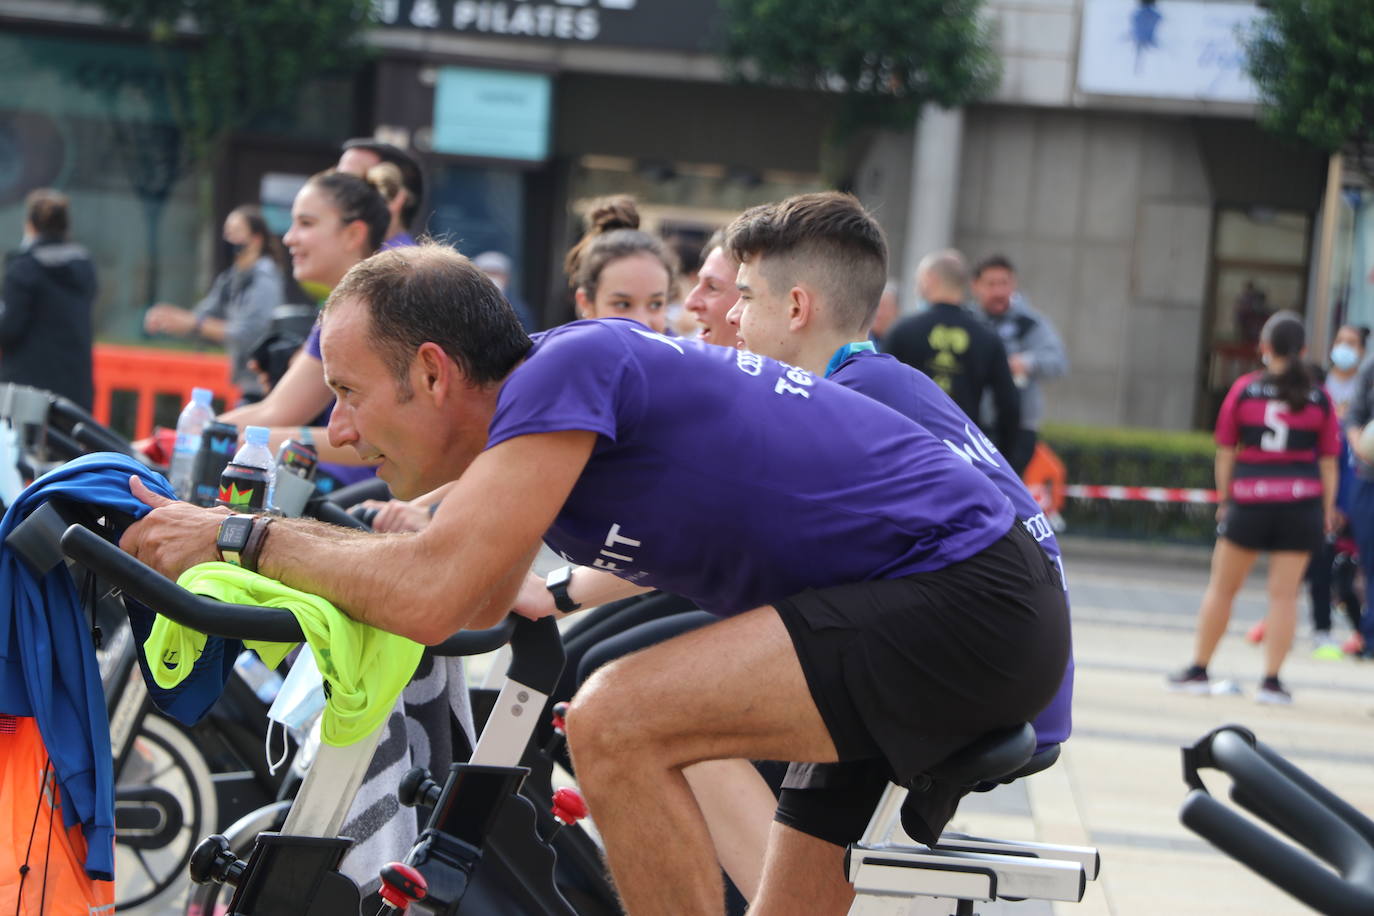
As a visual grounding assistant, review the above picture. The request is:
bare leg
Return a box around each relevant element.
[1192,539,1260,666]
[566,607,840,916]
[684,759,776,901]
[750,821,854,916]
[1263,551,1310,677]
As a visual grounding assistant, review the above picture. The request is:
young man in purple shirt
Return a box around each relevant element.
[121,243,1070,915]
[724,193,1072,748]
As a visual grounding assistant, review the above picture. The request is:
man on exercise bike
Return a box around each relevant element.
[121,243,1070,916]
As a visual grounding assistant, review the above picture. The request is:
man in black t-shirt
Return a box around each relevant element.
[884,249,1021,455]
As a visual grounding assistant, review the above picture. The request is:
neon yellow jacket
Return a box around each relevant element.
[143,562,423,746]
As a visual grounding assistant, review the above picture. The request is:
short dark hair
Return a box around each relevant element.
[341,138,425,228]
[26,188,69,238]
[725,192,888,333]
[306,170,392,254]
[973,254,1016,279]
[324,242,533,395]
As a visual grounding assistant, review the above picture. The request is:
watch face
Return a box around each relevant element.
[218,515,254,549]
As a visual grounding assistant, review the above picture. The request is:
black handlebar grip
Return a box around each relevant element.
[346,504,379,528]
[427,616,518,657]
[59,525,305,642]
[310,499,369,530]
[1181,728,1374,915]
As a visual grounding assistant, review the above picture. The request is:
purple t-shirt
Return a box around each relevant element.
[830,349,1072,747]
[831,351,1062,574]
[486,319,1016,616]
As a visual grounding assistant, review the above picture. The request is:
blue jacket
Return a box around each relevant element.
[0,454,181,879]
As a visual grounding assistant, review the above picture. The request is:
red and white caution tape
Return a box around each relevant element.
[1065,484,1218,504]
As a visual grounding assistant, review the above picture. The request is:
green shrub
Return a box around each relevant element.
[1040,423,1217,544]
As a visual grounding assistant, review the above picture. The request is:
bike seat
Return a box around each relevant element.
[923,723,1037,789]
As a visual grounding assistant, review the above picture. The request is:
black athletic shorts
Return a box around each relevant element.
[1219,500,1323,553]
[771,523,1070,848]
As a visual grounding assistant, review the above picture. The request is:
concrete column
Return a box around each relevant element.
[899,104,965,313]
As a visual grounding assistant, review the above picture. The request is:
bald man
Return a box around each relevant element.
[884,250,1021,455]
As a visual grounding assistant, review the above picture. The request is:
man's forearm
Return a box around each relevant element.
[256,519,530,643]
[565,565,652,608]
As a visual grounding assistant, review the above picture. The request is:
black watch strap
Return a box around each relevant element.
[546,565,581,613]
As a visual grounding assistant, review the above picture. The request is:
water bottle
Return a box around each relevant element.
[218,425,277,511]
[234,650,284,704]
[169,387,215,500]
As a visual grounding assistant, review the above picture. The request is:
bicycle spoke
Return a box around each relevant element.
[133,846,158,884]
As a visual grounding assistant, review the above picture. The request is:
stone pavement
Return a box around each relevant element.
[950,536,1374,916]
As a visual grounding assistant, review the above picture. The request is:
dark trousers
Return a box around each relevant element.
[1345,480,1374,649]
[1008,428,1038,477]
[1307,536,1361,633]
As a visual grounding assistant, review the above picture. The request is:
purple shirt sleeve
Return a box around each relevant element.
[486,325,643,450]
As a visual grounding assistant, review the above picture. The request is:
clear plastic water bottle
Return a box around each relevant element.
[229,425,278,510]
[168,387,215,500]
[234,650,284,704]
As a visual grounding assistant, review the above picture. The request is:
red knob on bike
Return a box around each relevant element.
[551,787,589,826]
[550,701,570,736]
[378,862,427,911]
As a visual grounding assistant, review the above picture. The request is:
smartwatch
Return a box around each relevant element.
[216,514,256,568]
[545,565,581,613]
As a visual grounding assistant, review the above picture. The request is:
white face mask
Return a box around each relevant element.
[1331,343,1361,371]
[1261,353,1272,368]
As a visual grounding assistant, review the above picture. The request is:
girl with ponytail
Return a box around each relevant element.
[564,195,676,333]
[1168,310,1341,704]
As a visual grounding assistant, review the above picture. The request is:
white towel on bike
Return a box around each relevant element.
[336,654,475,893]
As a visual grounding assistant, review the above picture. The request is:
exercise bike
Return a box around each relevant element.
[1179,724,1374,915]
[16,499,617,915]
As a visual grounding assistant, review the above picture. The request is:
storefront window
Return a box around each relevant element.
[1200,206,1311,425]
[0,32,201,342]
[0,32,355,343]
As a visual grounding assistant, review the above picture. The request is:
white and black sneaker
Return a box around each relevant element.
[1256,676,1292,705]
[1167,664,1210,695]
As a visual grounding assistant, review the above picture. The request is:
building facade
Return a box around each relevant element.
[0,0,1334,430]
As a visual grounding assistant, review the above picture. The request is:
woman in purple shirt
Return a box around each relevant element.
[219,167,394,488]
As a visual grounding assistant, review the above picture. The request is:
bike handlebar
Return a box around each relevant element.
[1179,725,1374,916]
[57,522,517,656]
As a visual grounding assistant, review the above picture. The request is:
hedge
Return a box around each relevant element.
[1040,422,1217,543]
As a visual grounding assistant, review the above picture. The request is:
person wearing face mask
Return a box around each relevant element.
[143,204,287,402]
[1257,325,1372,655]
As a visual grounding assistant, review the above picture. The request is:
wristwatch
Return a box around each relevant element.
[216,514,256,568]
[217,514,273,573]
[545,565,581,613]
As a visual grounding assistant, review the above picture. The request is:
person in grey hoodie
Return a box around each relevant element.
[0,188,96,409]
[973,254,1069,474]
[144,204,287,401]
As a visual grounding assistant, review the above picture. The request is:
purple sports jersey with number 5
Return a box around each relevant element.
[485,319,1016,616]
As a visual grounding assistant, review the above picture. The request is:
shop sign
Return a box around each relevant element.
[373,0,718,52]
[1076,0,1260,104]
[432,66,553,161]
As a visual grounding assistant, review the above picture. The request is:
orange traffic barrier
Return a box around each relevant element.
[1022,441,1066,515]
[92,344,240,440]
